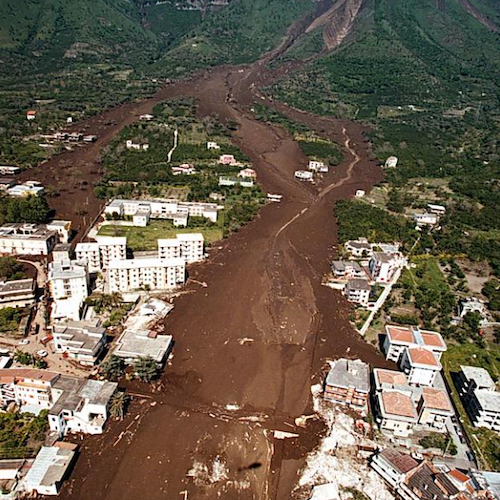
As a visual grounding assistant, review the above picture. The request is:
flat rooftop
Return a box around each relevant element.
[114,329,173,363]
[325,358,370,392]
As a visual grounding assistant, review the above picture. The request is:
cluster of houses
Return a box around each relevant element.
[413,203,447,230]
[328,238,406,307]
[295,160,329,182]
[0,179,44,197]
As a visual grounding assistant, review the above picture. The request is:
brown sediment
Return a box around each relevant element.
[18,13,397,500]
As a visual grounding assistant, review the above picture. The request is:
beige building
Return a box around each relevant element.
[158,233,204,263]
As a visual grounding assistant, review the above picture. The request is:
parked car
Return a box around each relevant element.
[36,350,48,358]
[18,339,29,345]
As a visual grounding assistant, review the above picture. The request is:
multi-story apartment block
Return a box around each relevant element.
[0,223,58,255]
[331,261,365,279]
[75,242,101,272]
[107,257,185,293]
[400,347,442,387]
[158,233,204,263]
[0,278,36,309]
[344,238,373,258]
[94,236,127,268]
[369,251,404,283]
[324,358,370,413]
[343,279,371,306]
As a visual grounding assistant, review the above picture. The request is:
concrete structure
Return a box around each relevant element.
[139,114,154,121]
[125,140,149,151]
[331,261,365,279]
[383,325,446,364]
[294,170,314,181]
[344,279,371,306]
[104,198,222,225]
[369,251,404,283]
[0,177,15,190]
[51,321,106,366]
[458,366,500,431]
[385,156,398,168]
[238,168,257,179]
[371,448,418,489]
[400,347,442,386]
[0,166,20,175]
[48,260,89,321]
[113,329,173,365]
[107,257,185,293]
[26,111,36,121]
[23,445,76,496]
[7,181,44,197]
[46,220,71,244]
[459,297,487,320]
[158,233,204,263]
[345,238,373,258]
[375,388,418,437]
[0,223,58,255]
[414,212,439,228]
[308,160,325,172]
[219,154,237,165]
[172,164,197,176]
[324,358,370,413]
[75,242,101,273]
[94,236,127,268]
[52,243,72,262]
[427,203,446,216]
[219,176,255,187]
[0,278,35,309]
[207,141,220,150]
[355,190,365,198]
[48,377,117,436]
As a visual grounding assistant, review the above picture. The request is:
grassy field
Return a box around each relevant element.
[97,220,224,251]
[442,342,500,471]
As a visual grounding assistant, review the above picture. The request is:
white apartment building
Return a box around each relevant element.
[158,233,204,263]
[400,347,442,387]
[345,238,373,258]
[107,257,185,293]
[52,243,72,262]
[94,236,127,267]
[343,279,371,306]
[331,261,365,279]
[75,242,101,272]
[369,251,404,283]
[0,223,58,255]
[0,278,36,309]
[45,220,72,244]
[458,366,500,431]
[375,388,418,437]
[51,321,106,366]
[48,260,89,321]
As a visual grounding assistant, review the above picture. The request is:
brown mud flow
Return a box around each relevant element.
[25,7,393,499]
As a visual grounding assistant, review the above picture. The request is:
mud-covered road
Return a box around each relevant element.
[21,12,393,500]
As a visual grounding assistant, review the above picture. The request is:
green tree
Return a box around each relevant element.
[133,356,158,383]
[109,391,129,420]
[0,257,26,281]
[100,355,125,381]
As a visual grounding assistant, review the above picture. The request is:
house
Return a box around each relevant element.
[158,233,204,263]
[369,251,404,283]
[417,387,454,430]
[7,181,44,197]
[344,279,371,306]
[0,166,20,175]
[0,177,15,191]
[125,140,149,151]
[23,445,76,496]
[355,190,365,198]
[294,170,314,181]
[0,278,36,309]
[0,223,58,256]
[218,176,255,187]
[26,110,36,121]
[172,163,197,176]
[385,156,398,168]
[113,329,173,365]
[52,243,72,262]
[345,238,373,258]
[107,257,185,293]
[459,297,487,320]
[133,207,151,227]
[383,325,447,364]
[48,260,89,321]
[375,388,418,437]
[219,154,237,165]
[139,114,154,121]
[83,135,97,143]
[457,366,500,431]
[324,358,370,413]
[308,160,325,172]
[331,261,365,279]
[267,193,283,202]
[400,347,442,387]
[207,141,220,150]
[427,204,446,216]
[51,321,106,366]
[45,220,72,244]
[414,212,439,228]
[371,448,418,489]
[48,377,117,436]
[238,168,257,179]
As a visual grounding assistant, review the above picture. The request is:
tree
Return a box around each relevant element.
[0,257,25,281]
[100,355,125,381]
[133,356,158,383]
[109,391,129,420]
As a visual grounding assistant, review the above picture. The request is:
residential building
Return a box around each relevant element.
[427,204,446,216]
[46,220,72,244]
[125,140,149,151]
[113,328,173,365]
[172,163,197,175]
[139,114,154,121]
[0,223,58,255]
[94,236,127,268]
[0,177,15,191]
[52,243,72,262]
[75,242,101,273]
[400,347,442,386]
[457,365,500,431]
[26,110,36,121]
[219,176,255,187]
[375,388,418,437]
[7,181,44,197]
[414,212,439,228]
[0,166,20,175]
[51,321,106,366]
[344,279,371,306]
[385,156,398,168]
[459,297,487,319]
[308,160,325,172]
[48,260,89,321]
[417,387,454,430]
[371,448,418,489]
[207,141,220,150]
[369,251,403,283]
[331,261,365,279]
[219,154,237,165]
[383,325,447,364]
[294,170,314,181]
[23,445,77,496]
[158,233,204,263]
[324,358,370,413]
[0,278,36,309]
[48,377,117,436]
[238,168,257,179]
[107,257,185,293]
[345,238,373,258]
[355,190,365,198]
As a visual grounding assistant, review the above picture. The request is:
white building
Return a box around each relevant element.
[94,236,127,268]
[158,233,204,263]
[0,223,58,256]
[219,154,237,165]
[375,388,418,437]
[458,366,500,431]
[172,163,197,176]
[459,297,487,320]
[51,321,106,366]
[345,238,372,258]
[48,260,89,321]
[385,156,398,168]
[308,160,325,172]
[113,329,173,365]
[427,203,446,216]
[369,251,404,283]
[343,279,371,306]
[0,166,20,175]
[125,140,149,151]
[207,141,220,150]
[238,168,257,179]
[355,190,365,198]
[139,114,154,121]
[107,257,185,293]
[400,346,442,387]
[294,170,313,181]
[371,448,418,489]
[219,176,255,187]
[414,212,439,228]
[75,242,101,272]
[7,181,44,197]
[331,261,365,279]
[0,278,36,309]
[23,445,76,496]
[45,220,72,244]
[52,243,72,262]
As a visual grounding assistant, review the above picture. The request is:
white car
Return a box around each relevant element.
[18,339,29,345]
[36,350,48,358]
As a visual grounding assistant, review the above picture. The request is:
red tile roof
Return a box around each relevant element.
[408,347,439,367]
[422,388,453,412]
[0,368,59,384]
[448,468,471,484]
[375,369,408,386]
[381,391,417,419]
[380,448,418,474]
[420,332,446,349]
[386,325,414,344]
